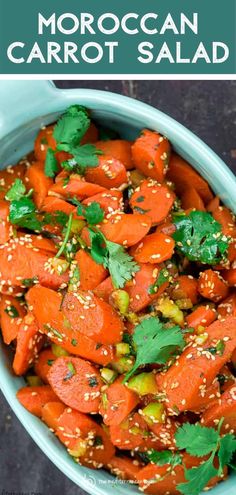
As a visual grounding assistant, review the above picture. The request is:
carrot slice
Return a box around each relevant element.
[222,268,236,287]
[109,412,148,449]
[167,153,213,204]
[106,456,141,481]
[186,305,217,330]
[100,212,151,247]
[82,189,123,216]
[132,129,170,182]
[130,232,175,264]
[19,233,57,254]
[93,276,114,303]
[48,174,106,200]
[81,122,98,144]
[207,196,220,213]
[198,269,229,302]
[126,263,169,313]
[212,206,236,237]
[41,401,65,430]
[218,293,236,319]
[13,313,44,376]
[171,275,199,305]
[130,179,175,225]
[95,140,133,170]
[41,196,75,216]
[25,161,53,209]
[99,376,139,426]
[48,356,102,413]
[156,316,236,414]
[0,295,26,344]
[201,383,236,433]
[0,162,27,201]
[75,249,108,290]
[0,200,11,244]
[181,186,205,211]
[155,216,176,236]
[17,385,58,417]
[85,156,128,189]
[26,285,114,365]
[0,238,68,290]
[34,125,56,161]
[34,348,56,383]
[143,418,178,451]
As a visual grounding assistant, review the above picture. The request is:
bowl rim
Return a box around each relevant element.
[0,84,236,495]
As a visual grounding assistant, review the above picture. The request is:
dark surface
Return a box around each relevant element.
[1,80,236,495]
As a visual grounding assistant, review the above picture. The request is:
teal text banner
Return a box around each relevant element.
[0,0,235,74]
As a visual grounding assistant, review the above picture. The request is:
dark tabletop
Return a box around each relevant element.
[1,80,236,495]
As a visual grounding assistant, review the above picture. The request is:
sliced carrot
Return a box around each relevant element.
[26,285,114,365]
[17,385,58,417]
[48,174,106,201]
[181,186,205,211]
[198,269,229,302]
[75,249,108,290]
[130,232,175,264]
[0,238,68,290]
[56,408,115,466]
[109,412,148,449]
[13,313,44,376]
[171,275,199,305]
[222,268,236,287]
[0,162,27,201]
[41,196,75,216]
[130,179,175,225]
[218,365,236,392]
[188,379,220,413]
[218,293,236,319]
[186,305,217,330]
[25,161,53,209]
[0,295,26,344]
[34,348,56,383]
[100,212,151,247]
[155,216,176,236]
[41,401,65,430]
[156,316,236,413]
[207,196,220,213]
[85,156,128,189]
[34,125,56,161]
[201,383,236,433]
[94,276,114,303]
[106,456,140,482]
[95,140,133,170]
[48,356,102,413]
[126,263,169,313]
[99,376,139,426]
[19,233,57,254]
[167,153,213,204]
[82,189,123,216]
[140,419,178,452]
[81,122,99,144]
[212,206,236,237]
[132,129,170,182]
[0,200,11,244]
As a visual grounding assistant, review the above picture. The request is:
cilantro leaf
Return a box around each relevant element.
[89,229,107,265]
[175,423,219,457]
[71,144,102,169]
[4,305,19,318]
[5,178,26,201]
[76,201,104,225]
[218,434,236,473]
[177,456,217,495]
[45,148,58,178]
[148,268,170,295]
[53,106,90,146]
[148,449,182,468]
[123,317,185,382]
[173,211,229,264]
[9,197,42,231]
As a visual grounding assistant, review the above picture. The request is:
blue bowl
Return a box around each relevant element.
[0,81,235,495]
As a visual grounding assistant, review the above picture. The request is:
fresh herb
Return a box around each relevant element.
[55,213,73,258]
[5,178,26,201]
[133,206,150,214]
[47,359,54,366]
[173,211,229,265]
[94,435,103,446]
[44,324,63,340]
[75,201,105,225]
[71,338,78,347]
[175,420,236,495]
[4,305,19,318]
[148,449,182,468]
[63,361,76,381]
[89,228,139,289]
[45,148,58,178]
[123,317,185,382]
[148,268,170,295]
[21,277,38,287]
[43,210,69,228]
[123,333,136,356]
[9,197,42,231]
[136,195,145,203]
[88,377,98,387]
[205,339,225,357]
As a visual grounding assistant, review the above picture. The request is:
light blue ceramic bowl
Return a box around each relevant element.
[0,81,235,495]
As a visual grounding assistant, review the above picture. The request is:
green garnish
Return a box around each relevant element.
[88,377,98,387]
[63,361,76,381]
[45,148,59,178]
[71,338,78,346]
[173,211,229,264]
[5,178,26,201]
[47,359,54,366]
[72,200,105,225]
[148,268,170,295]
[148,449,182,468]
[4,305,19,318]
[55,213,73,258]
[123,317,185,382]
[21,277,38,287]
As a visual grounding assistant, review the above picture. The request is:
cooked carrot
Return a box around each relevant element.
[17,385,58,417]
[13,313,44,376]
[26,285,114,365]
[25,161,53,209]
[132,129,171,182]
[34,348,56,383]
[222,268,236,287]
[93,276,114,303]
[130,179,175,225]
[126,263,169,313]
[156,316,236,413]
[181,186,205,211]
[21,233,57,254]
[155,216,176,236]
[0,238,68,290]
[201,383,236,433]
[186,305,217,330]
[81,122,99,144]
[212,206,236,237]
[130,232,175,264]
[140,419,178,452]
[187,379,220,413]
[34,125,56,161]
[85,156,128,189]
[0,200,11,244]
[109,412,148,449]
[100,212,151,247]
[218,365,236,392]
[218,293,236,319]
[0,162,27,201]
[56,408,115,466]
[99,376,139,426]
[106,455,141,482]
[95,140,133,170]
[48,174,106,200]
[171,275,199,305]
[198,269,229,302]
[167,153,213,204]
[48,356,102,413]
[41,196,75,216]
[0,295,26,344]
[82,189,123,216]
[41,401,65,430]
[207,196,220,213]
[75,249,108,290]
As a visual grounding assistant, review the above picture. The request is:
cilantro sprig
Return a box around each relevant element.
[148,268,171,295]
[70,199,105,225]
[123,316,185,382]
[148,449,182,468]
[173,211,229,265]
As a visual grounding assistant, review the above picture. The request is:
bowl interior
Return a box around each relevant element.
[0,94,235,495]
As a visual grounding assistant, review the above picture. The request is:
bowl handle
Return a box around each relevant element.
[0,80,59,138]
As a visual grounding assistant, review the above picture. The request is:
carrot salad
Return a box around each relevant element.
[0,105,236,495]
